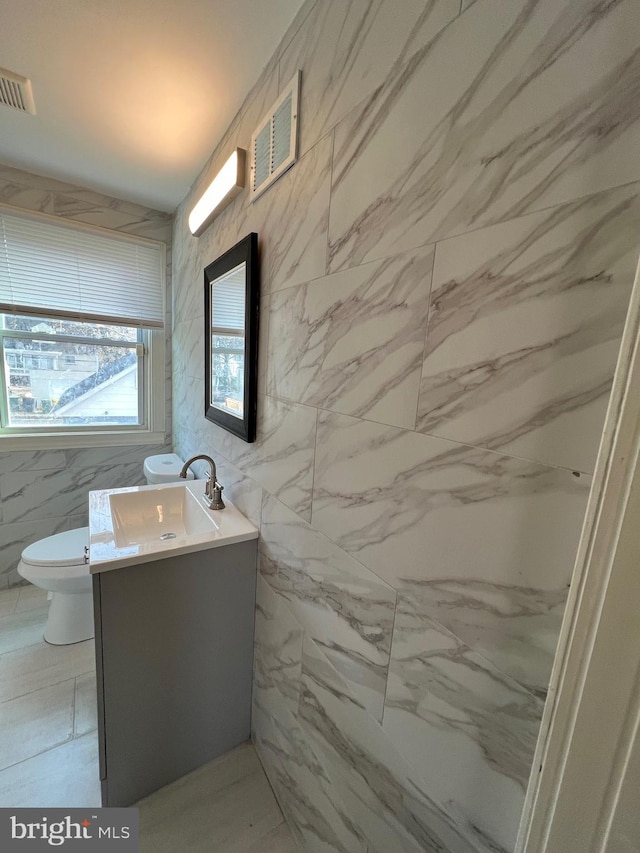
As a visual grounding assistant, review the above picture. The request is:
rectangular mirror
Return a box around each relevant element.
[204,233,258,442]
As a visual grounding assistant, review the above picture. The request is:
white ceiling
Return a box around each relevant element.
[0,0,304,212]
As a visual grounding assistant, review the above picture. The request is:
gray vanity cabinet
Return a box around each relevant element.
[92,539,257,807]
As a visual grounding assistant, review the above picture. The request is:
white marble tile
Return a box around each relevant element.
[278,0,459,157]
[0,732,101,808]
[0,461,144,524]
[257,279,271,399]
[0,164,171,241]
[383,601,543,853]
[0,178,54,214]
[254,575,304,717]
[63,444,161,470]
[209,456,263,531]
[0,679,75,770]
[194,395,317,521]
[298,635,485,853]
[328,0,640,272]
[0,166,72,195]
[0,449,66,473]
[172,316,205,382]
[0,513,88,587]
[200,135,333,295]
[252,679,367,853]
[0,638,95,703]
[174,389,314,520]
[311,411,591,693]
[261,135,332,293]
[172,230,204,329]
[417,183,640,473]
[52,192,172,239]
[261,493,396,721]
[267,245,434,429]
[172,376,201,445]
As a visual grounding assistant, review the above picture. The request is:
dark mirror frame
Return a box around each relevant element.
[204,232,259,442]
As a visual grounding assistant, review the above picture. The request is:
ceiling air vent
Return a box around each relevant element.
[0,67,36,115]
[250,71,300,202]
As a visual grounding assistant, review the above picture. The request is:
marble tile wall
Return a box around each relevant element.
[0,166,173,587]
[171,0,640,850]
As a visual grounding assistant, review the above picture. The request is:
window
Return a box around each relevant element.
[0,206,166,448]
[209,264,246,417]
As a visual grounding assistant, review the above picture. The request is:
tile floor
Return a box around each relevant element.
[0,586,299,851]
[137,742,299,852]
[0,585,100,808]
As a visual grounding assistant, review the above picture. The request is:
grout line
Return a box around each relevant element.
[409,602,548,705]
[0,730,98,778]
[13,588,23,615]
[264,490,395,594]
[251,740,300,843]
[0,634,49,659]
[0,629,94,703]
[71,676,78,739]
[379,587,400,731]
[262,389,594,476]
[429,177,640,252]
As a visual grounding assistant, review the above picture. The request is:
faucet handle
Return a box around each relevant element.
[200,473,225,510]
[205,481,224,511]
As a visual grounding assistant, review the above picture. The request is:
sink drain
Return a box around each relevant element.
[160,532,177,540]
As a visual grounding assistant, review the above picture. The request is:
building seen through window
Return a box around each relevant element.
[1,314,142,427]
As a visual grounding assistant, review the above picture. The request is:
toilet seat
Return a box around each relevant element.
[17,526,94,645]
[21,527,88,567]
[18,526,92,594]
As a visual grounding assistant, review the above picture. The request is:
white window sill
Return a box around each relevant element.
[0,430,167,451]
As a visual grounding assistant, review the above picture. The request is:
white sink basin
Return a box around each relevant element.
[89,480,258,573]
[109,485,217,546]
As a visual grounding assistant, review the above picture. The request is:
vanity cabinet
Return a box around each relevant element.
[92,540,257,807]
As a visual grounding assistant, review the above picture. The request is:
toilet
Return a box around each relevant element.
[16,453,194,645]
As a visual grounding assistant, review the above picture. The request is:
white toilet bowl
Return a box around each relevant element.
[17,527,94,645]
[15,452,194,646]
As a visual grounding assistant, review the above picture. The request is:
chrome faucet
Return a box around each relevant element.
[179,454,225,510]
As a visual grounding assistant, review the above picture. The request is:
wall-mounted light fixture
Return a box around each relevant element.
[188,148,246,236]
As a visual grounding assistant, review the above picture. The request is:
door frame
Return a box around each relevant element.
[517,254,640,852]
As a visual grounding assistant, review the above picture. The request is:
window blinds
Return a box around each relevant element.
[0,207,165,328]
[211,265,245,332]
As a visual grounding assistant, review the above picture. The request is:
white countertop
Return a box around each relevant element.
[89,479,258,573]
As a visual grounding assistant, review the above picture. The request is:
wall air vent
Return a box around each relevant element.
[0,67,35,114]
[250,71,300,202]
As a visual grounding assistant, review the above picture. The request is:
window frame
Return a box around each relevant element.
[0,318,166,450]
[0,210,167,450]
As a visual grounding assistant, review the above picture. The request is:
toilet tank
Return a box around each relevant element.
[143,453,194,484]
